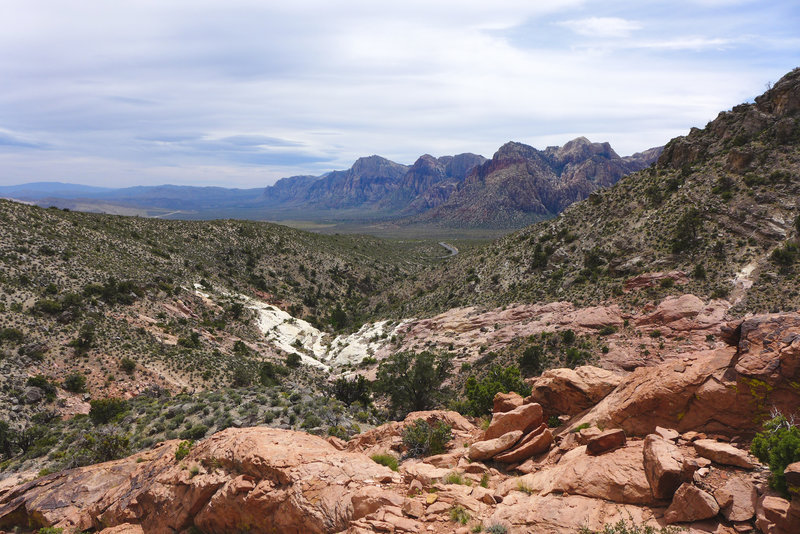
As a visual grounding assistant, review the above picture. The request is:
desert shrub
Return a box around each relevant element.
[402,419,452,458]
[443,471,469,485]
[331,375,371,406]
[0,327,24,344]
[751,411,800,497]
[301,414,322,429]
[671,208,703,253]
[485,524,509,534]
[69,322,95,352]
[179,425,208,441]
[464,365,531,416]
[370,453,399,471]
[771,242,799,267]
[74,426,130,465]
[449,505,470,525]
[519,344,544,374]
[578,519,682,534]
[374,351,452,418]
[175,440,194,461]
[63,372,87,393]
[230,365,252,387]
[259,361,288,385]
[120,357,136,374]
[37,528,63,534]
[560,329,576,344]
[285,352,302,368]
[0,421,16,458]
[89,398,129,425]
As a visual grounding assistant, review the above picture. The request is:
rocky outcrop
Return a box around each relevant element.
[642,433,689,500]
[0,428,400,534]
[525,366,622,416]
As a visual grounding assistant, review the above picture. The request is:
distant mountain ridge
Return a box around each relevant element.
[0,138,660,229]
[408,137,662,228]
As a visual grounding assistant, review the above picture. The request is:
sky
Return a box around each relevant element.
[0,1,798,188]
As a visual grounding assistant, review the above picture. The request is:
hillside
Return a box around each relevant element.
[403,68,800,316]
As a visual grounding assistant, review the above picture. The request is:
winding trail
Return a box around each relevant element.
[438,241,459,258]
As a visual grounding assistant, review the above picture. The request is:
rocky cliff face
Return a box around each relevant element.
[412,137,661,228]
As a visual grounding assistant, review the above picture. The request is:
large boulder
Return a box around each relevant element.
[493,425,553,464]
[501,442,653,505]
[636,294,727,331]
[714,477,757,522]
[642,434,688,500]
[484,403,543,441]
[586,429,626,455]
[525,366,623,416]
[693,439,756,469]
[0,428,401,534]
[468,431,523,461]
[664,483,720,524]
[493,392,524,413]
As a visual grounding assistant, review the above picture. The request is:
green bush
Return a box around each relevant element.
[0,327,24,344]
[371,453,399,471]
[485,525,509,534]
[463,365,531,416]
[331,375,371,406]
[175,440,194,461]
[374,351,452,418]
[120,357,136,374]
[26,375,56,399]
[285,352,302,368]
[63,372,87,393]
[579,519,682,534]
[179,424,209,441]
[89,398,129,425]
[449,505,470,525]
[259,361,289,385]
[74,426,130,465]
[402,419,452,458]
[520,344,544,374]
[751,412,800,497]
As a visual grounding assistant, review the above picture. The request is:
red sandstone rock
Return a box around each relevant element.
[586,429,626,455]
[493,392,524,413]
[785,462,800,496]
[494,427,553,463]
[642,434,687,500]
[756,495,800,534]
[468,431,523,461]
[714,477,756,522]
[693,439,756,469]
[484,403,543,441]
[525,366,622,416]
[664,483,720,524]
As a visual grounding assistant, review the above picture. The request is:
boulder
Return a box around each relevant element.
[493,392,524,413]
[642,434,687,500]
[664,483,720,524]
[484,403,543,441]
[525,366,623,416]
[494,426,553,464]
[501,442,654,505]
[636,294,705,328]
[352,487,405,520]
[693,439,756,469]
[23,386,44,404]
[468,430,523,461]
[566,346,771,437]
[756,495,800,534]
[714,477,756,522]
[586,429,626,455]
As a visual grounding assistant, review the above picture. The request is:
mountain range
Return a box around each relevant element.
[0,137,660,230]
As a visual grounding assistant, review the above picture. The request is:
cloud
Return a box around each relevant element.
[0,1,796,187]
[558,17,642,37]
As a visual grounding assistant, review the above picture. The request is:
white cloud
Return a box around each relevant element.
[558,17,642,37]
[0,0,796,187]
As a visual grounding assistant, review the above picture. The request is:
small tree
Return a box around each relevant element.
[119,357,136,374]
[285,353,302,368]
[331,375,371,406]
[89,398,129,425]
[374,351,453,418]
[464,365,531,416]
